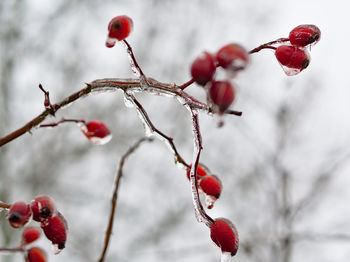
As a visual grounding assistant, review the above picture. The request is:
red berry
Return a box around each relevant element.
[81,120,111,139]
[199,175,222,199]
[190,51,216,86]
[186,164,207,180]
[7,201,31,228]
[289,24,321,47]
[210,218,239,256]
[22,227,41,245]
[30,195,56,222]
[107,15,133,41]
[41,212,67,251]
[216,43,249,71]
[26,247,47,262]
[209,81,235,112]
[275,45,310,70]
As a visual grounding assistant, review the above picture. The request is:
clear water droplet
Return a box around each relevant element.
[89,134,112,145]
[105,37,117,48]
[123,93,135,108]
[280,65,303,76]
[204,194,217,209]
[52,243,63,255]
[221,251,233,262]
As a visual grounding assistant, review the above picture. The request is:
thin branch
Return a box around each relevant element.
[124,92,190,169]
[0,247,24,252]
[249,38,289,54]
[98,137,153,262]
[39,118,86,128]
[122,40,147,79]
[188,108,214,227]
[0,201,10,209]
[178,78,195,90]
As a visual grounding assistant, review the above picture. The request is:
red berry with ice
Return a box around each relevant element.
[31,195,56,222]
[190,51,216,86]
[26,247,47,262]
[106,15,133,48]
[209,81,235,112]
[22,227,41,245]
[289,24,321,47]
[210,218,239,256]
[7,201,32,228]
[275,45,310,75]
[41,212,67,253]
[199,175,222,199]
[81,120,112,145]
[216,43,249,72]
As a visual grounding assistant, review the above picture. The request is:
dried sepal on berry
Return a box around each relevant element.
[22,227,41,245]
[190,51,216,86]
[7,201,32,228]
[30,195,56,222]
[25,247,47,262]
[41,212,68,254]
[210,218,239,256]
[289,24,321,47]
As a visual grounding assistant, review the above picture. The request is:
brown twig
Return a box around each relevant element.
[0,247,24,252]
[124,92,190,169]
[178,78,195,90]
[98,137,153,262]
[39,118,86,128]
[0,201,11,209]
[249,37,289,54]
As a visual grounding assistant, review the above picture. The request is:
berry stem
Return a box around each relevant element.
[39,118,86,128]
[124,92,190,169]
[249,37,289,54]
[122,40,147,80]
[178,78,195,90]
[0,201,11,209]
[0,247,24,253]
[98,137,153,262]
[188,108,214,227]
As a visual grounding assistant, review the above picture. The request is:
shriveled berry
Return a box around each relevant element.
[209,81,235,112]
[216,43,249,71]
[186,164,207,180]
[199,175,222,199]
[107,15,133,41]
[22,227,41,245]
[26,247,47,262]
[210,218,239,256]
[275,45,310,70]
[190,51,216,86]
[289,24,321,47]
[7,201,31,228]
[81,121,111,139]
[31,195,56,222]
[41,212,67,251]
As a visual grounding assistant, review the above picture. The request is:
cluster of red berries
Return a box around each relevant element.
[190,43,249,114]
[186,164,222,209]
[274,24,321,75]
[80,120,111,145]
[105,15,133,48]
[6,195,67,260]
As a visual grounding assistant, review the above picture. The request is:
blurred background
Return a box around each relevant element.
[1,0,350,262]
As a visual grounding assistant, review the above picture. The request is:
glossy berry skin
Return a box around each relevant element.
[7,201,32,228]
[190,51,216,86]
[107,15,133,41]
[186,164,207,180]
[81,121,110,139]
[210,218,239,256]
[31,195,56,222]
[26,247,47,262]
[289,24,321,47]
[199,175,222,199]
[41,212,67,250]
[275,45,310,70]
[209,81,235,112]
[216,43,249,70]
[22,227,41,245]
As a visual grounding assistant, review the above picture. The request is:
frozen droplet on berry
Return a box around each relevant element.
[275,45,310,76]
[205,194,217,209]
[123,93,135,108]
[105,37,117,48]
[221,251,233,262]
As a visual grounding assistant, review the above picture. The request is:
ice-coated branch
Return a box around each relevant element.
[0,78,241,148]
[188,108,214,227]
[249,37,289,54]
[124,92,190,169]
[98,137,152,262]
[39,118,86,128]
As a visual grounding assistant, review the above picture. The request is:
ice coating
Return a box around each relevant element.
[88,134,112,145]
[221,251,233,262]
